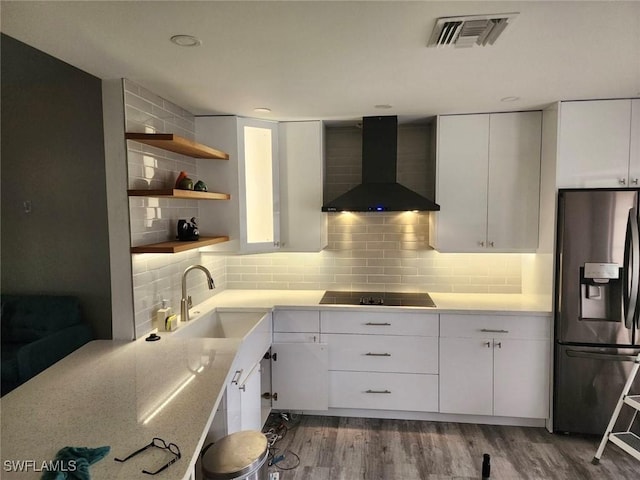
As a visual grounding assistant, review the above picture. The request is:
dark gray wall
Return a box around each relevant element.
[1,34,112,339]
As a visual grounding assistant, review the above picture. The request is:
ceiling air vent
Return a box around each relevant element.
[427,13,518,48]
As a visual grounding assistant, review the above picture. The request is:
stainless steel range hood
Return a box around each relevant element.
[321,116,440,212]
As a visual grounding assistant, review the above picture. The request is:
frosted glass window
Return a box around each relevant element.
[244,126,274,243]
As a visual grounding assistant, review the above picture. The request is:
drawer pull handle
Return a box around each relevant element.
[231,369,242,385]
[480,329,509,334]
[365,389,392,394]
[365,352,391,357]
[365,322,391,326]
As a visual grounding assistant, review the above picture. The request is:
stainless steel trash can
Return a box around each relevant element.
[202,430,269,480]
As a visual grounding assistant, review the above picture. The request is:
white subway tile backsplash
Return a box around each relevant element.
[225,213,525,293]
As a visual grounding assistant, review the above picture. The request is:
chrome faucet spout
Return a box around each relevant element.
[180,265,216,322]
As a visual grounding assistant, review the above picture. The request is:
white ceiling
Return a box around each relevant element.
[2,1,640,123]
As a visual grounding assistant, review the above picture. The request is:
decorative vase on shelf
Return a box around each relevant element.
[194,180,208,192]
[175,171,188,188]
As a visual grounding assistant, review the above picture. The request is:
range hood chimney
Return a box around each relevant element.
[321,116,440,212]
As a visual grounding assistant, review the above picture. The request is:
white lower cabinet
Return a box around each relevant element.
[439,314,551,419]
[225,361,263,434]
[493,338,551,418]
[271,342,329,410]
[321,311,440,413]
[330,371,438,412]
[265,309,551,424]
[324,334,438,373]
[217,311,272,436]
[270,309,329,411]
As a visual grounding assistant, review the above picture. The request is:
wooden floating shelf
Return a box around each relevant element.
[128,189,230,200]
[131,236,230,254]
[125,132,229,159]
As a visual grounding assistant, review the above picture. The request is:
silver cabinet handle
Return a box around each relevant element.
[365,389,391,394]
[489,241,494,247]
[231,369,242,385]
[365,352,391,357]
[620,178,627,185]
[480,329,509,333]
[479,241,485,247]
[633,178,639,185]
[365,322,391,326]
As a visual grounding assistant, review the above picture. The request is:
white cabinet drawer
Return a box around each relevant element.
[321,311,438,336]
[273,332,319,343]
[273,310,320,332]
[329,371,438,412]
[324,334,438,374]
[440,314,550,340]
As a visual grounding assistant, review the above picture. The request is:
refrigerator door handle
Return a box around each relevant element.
[566,349,640,363]
[623,208,640,330]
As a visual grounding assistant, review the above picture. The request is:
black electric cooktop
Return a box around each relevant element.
[319,291,436,307]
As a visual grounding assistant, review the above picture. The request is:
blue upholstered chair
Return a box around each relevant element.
[1,295,93,395]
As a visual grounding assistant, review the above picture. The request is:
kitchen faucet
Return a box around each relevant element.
[180,265,215,322]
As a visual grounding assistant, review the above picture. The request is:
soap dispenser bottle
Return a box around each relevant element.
[156,299,172,331]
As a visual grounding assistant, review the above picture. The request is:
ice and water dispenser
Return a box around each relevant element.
[579,263,622,321]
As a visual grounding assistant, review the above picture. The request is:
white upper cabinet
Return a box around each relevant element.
[487,112,542,251]
[432,114,489,252]
[432,111,542,252]
[195,116,280,254]
[557,99,638,188]
[278,121,328,252]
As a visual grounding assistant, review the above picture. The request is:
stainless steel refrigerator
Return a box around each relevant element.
[554,189,640,435]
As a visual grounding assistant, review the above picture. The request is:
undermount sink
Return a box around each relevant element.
[173,309,269,339]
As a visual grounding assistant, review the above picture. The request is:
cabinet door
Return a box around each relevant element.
[433,114,490,252]
[557,100,632,188]
[487,112,541,251]
[493,339,550,419]
[239,118,280,253]
[439,337,493,415]
[225,371,242,434]
[271,342,328,411]
[279,121,328,252]
[195,116,280,254]
[239,362,263,431]
[628,99,640,185]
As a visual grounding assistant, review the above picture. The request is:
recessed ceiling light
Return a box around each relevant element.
[500,96,520,102]
[253,107,272,113]
[170,35,201,47]
[374,104,393,109]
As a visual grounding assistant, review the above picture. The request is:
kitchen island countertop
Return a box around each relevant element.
[0,337,240,480]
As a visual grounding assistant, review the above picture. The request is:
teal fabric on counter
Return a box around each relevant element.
[41,446,110,480]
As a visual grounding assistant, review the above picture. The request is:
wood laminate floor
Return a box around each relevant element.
[264,415,640,480]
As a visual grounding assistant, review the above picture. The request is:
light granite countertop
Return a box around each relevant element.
[0,336,240,480]
[199,289,552,315]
